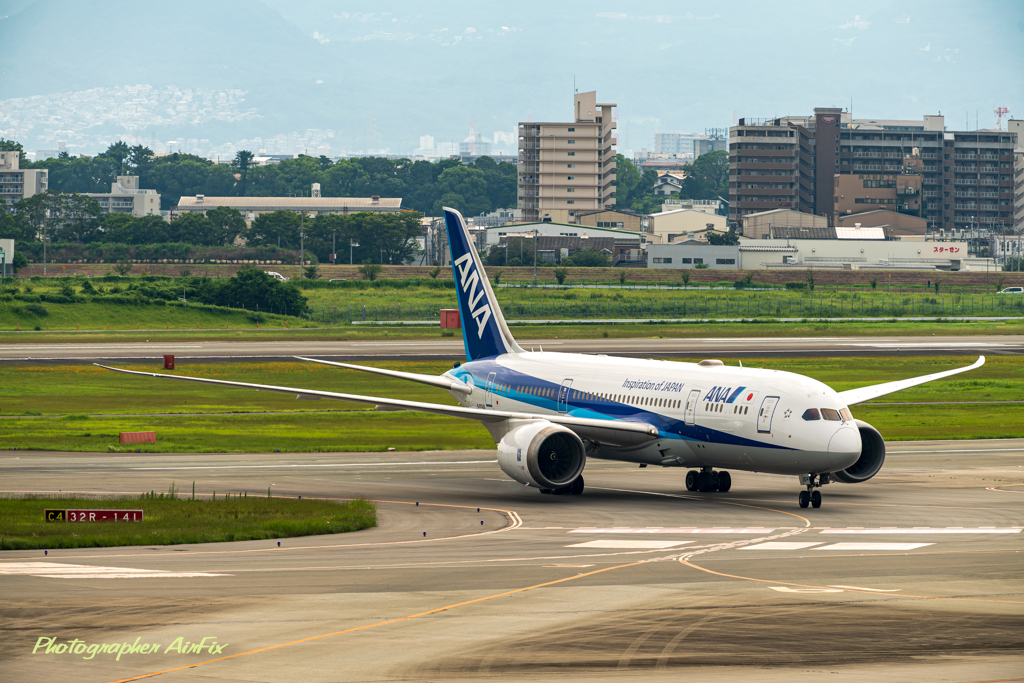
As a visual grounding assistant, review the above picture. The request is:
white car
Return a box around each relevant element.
[265,271,288,282]
[997,287,1023,294]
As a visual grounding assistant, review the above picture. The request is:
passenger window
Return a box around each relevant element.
[802,408,821,421]
[821,408,842,421]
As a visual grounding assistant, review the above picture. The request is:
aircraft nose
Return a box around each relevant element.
[829,426,861,455]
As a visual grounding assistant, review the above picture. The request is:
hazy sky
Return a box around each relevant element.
[1,0,1021,155]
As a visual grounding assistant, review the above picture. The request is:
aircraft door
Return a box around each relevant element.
[557,379,573,413]
[684,389,700,425]
[757,396,779,433]
[485,372,497,407]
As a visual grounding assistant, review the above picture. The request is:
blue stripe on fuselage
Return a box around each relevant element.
[451,360,791,451]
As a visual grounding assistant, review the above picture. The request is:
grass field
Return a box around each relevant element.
[4,277,1023,334]
[0,493,377,550]
[0,356,1019,449]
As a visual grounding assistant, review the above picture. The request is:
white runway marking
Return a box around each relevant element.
[821,528,1021,534]
[816,543,934,551]
[132,461,499,471]
[829,585,902,592]
[741,542,823,550]
[770,586,843,593]
[567,540,693,549]
[0,562,228,579]
[570,527,776,534]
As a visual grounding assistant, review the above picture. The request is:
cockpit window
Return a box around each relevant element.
[820,408,842,421]
[839,407,852,421]
[801,408,820,421]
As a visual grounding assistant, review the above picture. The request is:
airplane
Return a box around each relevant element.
[98,207,986,509]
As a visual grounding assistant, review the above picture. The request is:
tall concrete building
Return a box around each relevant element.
[1010,119,1023,230]
[0,150,48,207]
[694,136,728,159]
[518,91,617,223]
[729,110,1018,234]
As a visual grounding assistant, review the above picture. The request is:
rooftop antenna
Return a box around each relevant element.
[995,107,1009,130]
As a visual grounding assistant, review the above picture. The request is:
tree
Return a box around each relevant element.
[11,251,28,274]
[303,261,321,279]
[196,267,308,316]
[707,230,740,246]
[206,206,247,245]
[562,249,610,267]
[16,191,102,243]
[358,259,382,281]
[169,212,219,245]
[99,141,131,174]
[683,151,729,200]
[232,150,255,195]
[804,268,816,292]
[553,267,569,285]
[619,270,628,284]
[681,270,691,287]
[113,259,133,276]
[431,166,491,216]
[246,211,301,248]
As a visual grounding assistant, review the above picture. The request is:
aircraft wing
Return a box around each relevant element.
[295,356,472,395]
[95,364,658,447]
[837,355,985,406]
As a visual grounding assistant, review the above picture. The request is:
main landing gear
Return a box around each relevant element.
[540,476,585,496]
[798,473,829,509]
[685,468,731,493]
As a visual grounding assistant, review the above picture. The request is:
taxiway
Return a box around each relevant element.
[1,440,1022,682]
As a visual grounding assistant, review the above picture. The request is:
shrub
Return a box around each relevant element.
[785,282,807,290]
[25,303,48,316]
[358,260,382,281]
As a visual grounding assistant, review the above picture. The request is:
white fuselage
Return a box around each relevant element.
[446,352,862,476]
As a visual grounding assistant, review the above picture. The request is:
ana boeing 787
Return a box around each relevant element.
[100,208,984,508]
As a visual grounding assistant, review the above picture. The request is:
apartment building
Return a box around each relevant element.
[729,110,1017,234]
[84,175,161,217]
[1010,120,1023,229]
[0,150,48,207]
[517,91,617,223]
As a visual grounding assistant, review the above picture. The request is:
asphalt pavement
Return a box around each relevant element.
[0,334,1020,365]
[2,440,1022,682]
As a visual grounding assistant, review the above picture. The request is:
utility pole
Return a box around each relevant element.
[332,231,336,265]
[533,228,538,286]
[299,213,304,280]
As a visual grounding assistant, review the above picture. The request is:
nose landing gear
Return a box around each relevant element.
[686,468,732,493]
[798,473,829,508]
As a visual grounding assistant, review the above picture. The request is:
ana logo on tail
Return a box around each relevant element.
[454,253,492,339]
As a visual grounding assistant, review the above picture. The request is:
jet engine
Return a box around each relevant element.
[833,420,885,483]
[496,420,586,490]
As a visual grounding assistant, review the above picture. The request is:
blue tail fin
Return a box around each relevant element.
[444,207,522,360]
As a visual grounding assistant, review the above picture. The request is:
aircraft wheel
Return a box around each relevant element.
[700,472,719,492]
[811,490,822,508]
[540,488,553,495]
[798,490,810,508]
[685,470,698,491]
[570,476,585,495]
[717,471,732,493]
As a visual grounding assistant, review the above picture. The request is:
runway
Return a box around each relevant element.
[1,334,1021,364]
[2,440,1022,682]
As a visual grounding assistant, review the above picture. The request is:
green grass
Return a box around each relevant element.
[0,493,377,550]
[4,278,1023,335]
[0,357,1020,450]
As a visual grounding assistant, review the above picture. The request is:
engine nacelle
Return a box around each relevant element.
[497,420,586,489]
[833,420,885,483]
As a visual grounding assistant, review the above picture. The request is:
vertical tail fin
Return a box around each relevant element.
[443,207,522,360]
